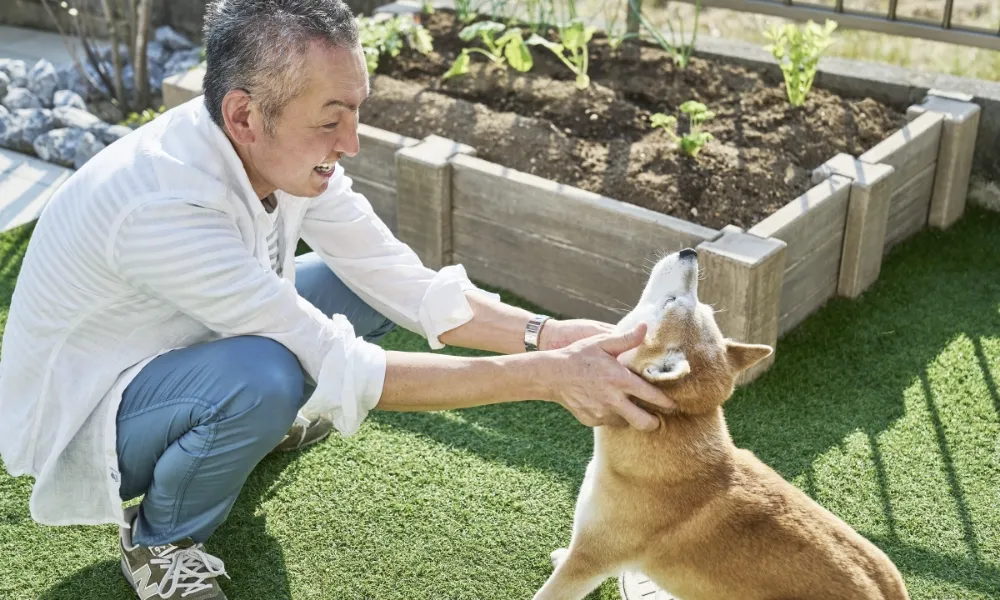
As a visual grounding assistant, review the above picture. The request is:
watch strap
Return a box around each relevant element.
[524,314,551,352]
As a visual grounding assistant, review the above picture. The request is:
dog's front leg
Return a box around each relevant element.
[531,546,617,600]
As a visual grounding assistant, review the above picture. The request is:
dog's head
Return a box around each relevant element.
[617,248,772,415]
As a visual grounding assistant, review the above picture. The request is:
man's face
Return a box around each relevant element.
[246,40,369,199]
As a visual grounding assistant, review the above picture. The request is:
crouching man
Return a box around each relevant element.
[0,1,675,598]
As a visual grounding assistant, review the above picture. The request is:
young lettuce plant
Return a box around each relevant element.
[443,21,533,80]
[526,20,596,90]
[650,101,716,157]
[357,15,434,74]
[763,19,838,107]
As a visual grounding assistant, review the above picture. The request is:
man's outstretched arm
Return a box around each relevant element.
[436,290,617,355]
[378,323,675,431]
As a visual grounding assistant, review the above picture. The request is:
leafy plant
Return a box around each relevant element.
[443,21,533,80]
[628,0,700,69]
[454,0,478,24]
[40,0,158,120]
[650,101,716,157]
[357,14,434,74]
[120,104,166,128]
[526,20,596,90]
[603,0,639,52]
[763,19,838,107]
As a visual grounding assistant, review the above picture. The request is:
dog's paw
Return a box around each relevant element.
[549,548,569,568]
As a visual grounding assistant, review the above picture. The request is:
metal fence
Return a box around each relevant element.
[670,0,1000,51]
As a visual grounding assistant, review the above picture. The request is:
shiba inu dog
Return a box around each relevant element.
[533,248,909,600]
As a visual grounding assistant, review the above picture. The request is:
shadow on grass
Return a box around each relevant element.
[700,208,1000,596]
[204,451,302,600]
[37,560,135,600]
[373,207,1000,596]
[38,450,302,600]
[369,277,598,486]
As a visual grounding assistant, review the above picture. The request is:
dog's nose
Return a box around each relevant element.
[679,248,697,260]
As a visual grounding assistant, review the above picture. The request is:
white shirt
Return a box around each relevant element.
[0,96,499,528]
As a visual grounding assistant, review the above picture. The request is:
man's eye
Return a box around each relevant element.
[323,122,340,130]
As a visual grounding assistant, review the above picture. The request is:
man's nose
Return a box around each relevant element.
[337,121,360,157]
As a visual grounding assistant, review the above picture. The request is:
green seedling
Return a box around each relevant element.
[454,0,477,24]
[526,20,596,90]
[120,105,167,128]
[602,0,636,51]
[443,21,533,80]
[358,15,434,74]
[650,101,716,157]
[763,19,838,107]
[628,0,701,69]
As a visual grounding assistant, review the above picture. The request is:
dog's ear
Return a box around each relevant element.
[644,352,691,382]
[725,341,773,374]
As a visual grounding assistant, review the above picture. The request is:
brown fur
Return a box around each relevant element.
[532,251,909,600]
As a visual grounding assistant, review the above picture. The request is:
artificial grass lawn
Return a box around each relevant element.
[1,207,999,599]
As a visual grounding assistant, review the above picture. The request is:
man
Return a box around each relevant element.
[0,1,675,598]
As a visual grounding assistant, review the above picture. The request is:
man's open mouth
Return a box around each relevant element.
[314,162,334,174]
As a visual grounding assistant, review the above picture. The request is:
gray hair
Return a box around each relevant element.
[202,0,360,135]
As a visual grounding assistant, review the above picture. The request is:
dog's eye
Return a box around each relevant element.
[662,296,676,308]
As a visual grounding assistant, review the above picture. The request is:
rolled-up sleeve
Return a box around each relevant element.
[111,196,386,436]
[297,166,501,350]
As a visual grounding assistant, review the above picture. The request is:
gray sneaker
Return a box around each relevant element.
[618,570,676,599]
[272,411,334,453]
[119,506,229,599]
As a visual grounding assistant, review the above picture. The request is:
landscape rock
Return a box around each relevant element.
[27,59,60,107]
[54,89,88,110]
[65,61,113,99]
[52,52,170,103]
[33,127,88,167]
[56,63,89,98]
[163,49,202,79]
[74,131,106,168]
[100,124,133,144]
[87,120,109,142]
[148,62,166,92]
[0,59,28,87]
[0,108,55,153]
[2,88,43,110]
[155,26,196,51]
[53,106,104,130]
[97,43,131,65]
[31,127,105,168]
[146,41,172,67]
[0,71,9,102]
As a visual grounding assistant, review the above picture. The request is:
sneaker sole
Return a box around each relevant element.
[120,557,141,596]
[619,570,676,599]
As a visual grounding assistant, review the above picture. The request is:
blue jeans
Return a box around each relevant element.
[116,252,395,546]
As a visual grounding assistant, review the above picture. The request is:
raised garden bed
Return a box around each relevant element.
[162,3,982,383]
[367,10,907,232]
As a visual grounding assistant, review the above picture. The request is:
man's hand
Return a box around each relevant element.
[540,323,676,431]
[538,318,616,351]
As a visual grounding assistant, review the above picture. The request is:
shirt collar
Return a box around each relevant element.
[195,99,271,221]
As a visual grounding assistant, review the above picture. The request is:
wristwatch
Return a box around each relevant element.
[524,314,551,352]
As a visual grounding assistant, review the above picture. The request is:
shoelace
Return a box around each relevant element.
[150,544,230,598]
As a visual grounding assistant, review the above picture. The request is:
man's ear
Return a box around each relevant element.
[221,89,256,145]
[643,352,691,382]
[725,341,773,374]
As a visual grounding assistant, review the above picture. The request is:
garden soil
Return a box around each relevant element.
[364,11,908,230]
